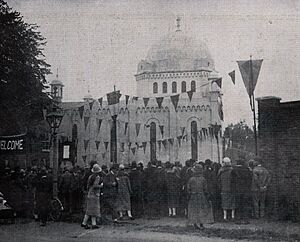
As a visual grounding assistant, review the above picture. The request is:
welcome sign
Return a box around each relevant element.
[0,133,26,154]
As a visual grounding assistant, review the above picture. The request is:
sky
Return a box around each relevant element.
[7,0,300,126]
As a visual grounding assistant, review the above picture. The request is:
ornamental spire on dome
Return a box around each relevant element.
[176,16,181,32]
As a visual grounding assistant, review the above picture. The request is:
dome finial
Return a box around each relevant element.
[56,68,59,79]
[176,16,181,32]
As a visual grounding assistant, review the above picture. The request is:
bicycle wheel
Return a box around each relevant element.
[49,198,64,221]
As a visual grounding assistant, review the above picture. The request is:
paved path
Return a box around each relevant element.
[0,222,236,242]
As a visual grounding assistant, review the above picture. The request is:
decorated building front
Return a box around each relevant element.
[54,21,223,167]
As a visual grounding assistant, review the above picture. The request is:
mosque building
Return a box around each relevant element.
[52,19,223,167]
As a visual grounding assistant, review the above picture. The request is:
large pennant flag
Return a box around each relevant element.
[124,122,128,135]
[228,70,235,85]
[237,59,263,97]
[143,97,150,107]
[78,106,84,119]
[89,100,95,110]
[98,97,103,106]
[84,116,90,130]
[95,141,100,150]
[131,147,136,155]
[170,94,180,110]
[82,155,87,163]
[125,95,130,105]
[107,90,121,105]
[213,78,222,88]
[135,123,141,137]
[142,142,147,153]
[98,119,102,133]
[84,140,89,151]
[104,141,109,151]
[159,125,164,137]
[187,90,193,101]
[156,97,164,108]
[158,140,162,151]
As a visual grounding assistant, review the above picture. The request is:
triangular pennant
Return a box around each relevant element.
[143,97,150,107]
[159,125,164,137]
[170,94,180,110]
[131,147,136,155]
[89,100,95,110]
[162,139,167,149]
[212,78,222,89]
[177,136,182,147]
[142,142,147,153]
[158,140,162,151]
[102,153,105,159]
[104,141,109,151]
[125,95,130,106]
[124,122,129,135]
[107,90,121,105]
[98,97,103,106]
[187,90,193,101]
[135,123,141,137]
[156,97,164,108]
[78,106,84,119]
[133,96,138,101]
[84,116,90,130]
[180,127,185,137]
[237,59,263,97]
[95,141,100,150]
[84,140,89,151]
[82,155,87,163]
[98,119,102,133]
[168,138,174,146]
[228,70,235,85]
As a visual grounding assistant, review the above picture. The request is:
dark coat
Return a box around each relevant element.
[115,171,132,211]
[187,173,214,225]
[165,168,181,208]
[232,165,252,194]
[85,174,102,216]
[218,165,234,193]
[35,174,52,211]
[129,169,142,196]
[102,171,118,199]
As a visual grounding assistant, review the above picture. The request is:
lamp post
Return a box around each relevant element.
[46,105,64,198]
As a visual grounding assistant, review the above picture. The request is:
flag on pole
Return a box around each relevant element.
[228,70,235,85]
[237,59,263,97]
[104,141,109,151]
[107,91,121,105]
[131,147,136,155]
[82,155,87,163]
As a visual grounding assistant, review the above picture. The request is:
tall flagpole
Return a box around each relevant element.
[250,55,258,155]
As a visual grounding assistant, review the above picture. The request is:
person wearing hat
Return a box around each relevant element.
[81,164,103,229]
[187,164,214,229]
[218,157,235,221]
[129,161,143,218]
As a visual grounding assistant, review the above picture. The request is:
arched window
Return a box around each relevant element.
[181,81,186,93]
[153,82,158,94]
[162,82,167,93]
[191,81,196,92]
[150,122,157,162]
[172,81,177,93]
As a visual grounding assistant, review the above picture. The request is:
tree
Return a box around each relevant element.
[224,120,255,154]
[0,0,51,135]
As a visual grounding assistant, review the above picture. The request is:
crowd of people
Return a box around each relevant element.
[0,156,271,229]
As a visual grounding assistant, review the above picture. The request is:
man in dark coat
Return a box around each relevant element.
[34,168,52,226]
[180,159,194,217]
[232,159,252,224]
[59,169,73,214]
[129,162,143,218]
[204,159,219,221]
[102,164,118,222]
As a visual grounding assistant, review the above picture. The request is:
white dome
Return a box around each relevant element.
[137,30,214,74]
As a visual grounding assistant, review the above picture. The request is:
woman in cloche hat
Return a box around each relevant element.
[81,164,103,229]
